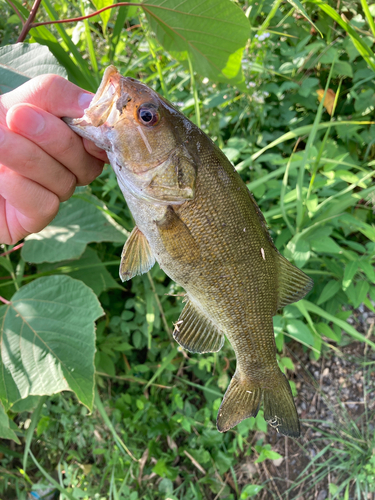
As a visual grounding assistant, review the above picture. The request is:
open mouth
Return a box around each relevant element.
[63,66,130,149]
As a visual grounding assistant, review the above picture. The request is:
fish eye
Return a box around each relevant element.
[137,103,160,126]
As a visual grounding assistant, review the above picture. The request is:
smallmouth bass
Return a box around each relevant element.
[65,66,313,437]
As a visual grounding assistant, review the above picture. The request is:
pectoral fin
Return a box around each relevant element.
[174,298,224,353]
[155,207,200,264]
[276,254,314,310]
[119,226,155,282]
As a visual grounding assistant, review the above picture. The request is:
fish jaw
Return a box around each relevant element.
[64,66,197,205]
[63,66,124,151]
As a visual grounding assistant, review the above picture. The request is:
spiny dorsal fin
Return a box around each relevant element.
[119,226,155,282]
[276,254,314,310]
[155,206,200,264]
[173,298,224,353]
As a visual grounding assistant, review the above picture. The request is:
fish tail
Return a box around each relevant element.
[216,371,300,438]
[263,371,300,437]
[216,373,262,433]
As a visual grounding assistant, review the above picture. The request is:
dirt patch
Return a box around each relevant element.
[235,311,375,500]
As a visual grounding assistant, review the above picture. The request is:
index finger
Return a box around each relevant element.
[0,74,93,122]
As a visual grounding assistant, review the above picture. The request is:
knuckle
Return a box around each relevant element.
[35,73,66,91]
[77,158,104,186]
[39,191,60,219]
[54,132,77,159]
[59,173,76,202]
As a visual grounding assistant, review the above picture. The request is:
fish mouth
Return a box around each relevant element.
[63,66,130,150]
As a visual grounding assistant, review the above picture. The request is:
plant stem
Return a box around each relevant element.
[79,0,98,73]
[17,0,43,42]
[0,243,24,257]
[145,33,169,99]
[0,296,10,305]
[6,0,25,24]
[188,54,201,128]
[30,2,141,28]
[147,272,173,341]
[94,388,138,462]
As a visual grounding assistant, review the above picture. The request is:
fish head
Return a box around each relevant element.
[64,66,197,204]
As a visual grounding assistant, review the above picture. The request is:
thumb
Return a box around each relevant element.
[0,74,93,122]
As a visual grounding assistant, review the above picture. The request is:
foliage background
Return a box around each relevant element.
[0,0,374,498]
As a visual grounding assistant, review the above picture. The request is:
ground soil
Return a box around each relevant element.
[233,307,375,500]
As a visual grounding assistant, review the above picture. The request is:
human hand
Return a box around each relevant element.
[0,74,108,245]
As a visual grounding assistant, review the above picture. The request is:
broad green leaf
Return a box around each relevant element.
[316,322,341,342]
[317,280,341,305]
[339,213,375,242]
[359,260,375,282]
[280,357,294,370]
[38,247,122,296]
[310,237,342,254]
[0,276,103,411]
[285,0,322,36]
[0,402,20,443]
[285,238,310,268]
[0,257,13,275]
[342,261,359,290]
[355,281,370,308]
[22,192,127,264]
[332,61,353,78]
[0,42,67,94]
[286,319,315,346]
[143,0,249,85]
[345,281,370,308]
[241,484,264,499]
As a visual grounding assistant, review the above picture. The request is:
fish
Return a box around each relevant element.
[64,65,313,437]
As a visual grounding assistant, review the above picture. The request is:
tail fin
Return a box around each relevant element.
[263,372,300,437]
[216,371,300,438]
[216,374,261,433]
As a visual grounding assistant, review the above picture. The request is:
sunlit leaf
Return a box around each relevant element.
[0,402,20,443]
[0,276,103,411]
[22,192,127,264]
[0,42,67,94]
[143,0,249,85]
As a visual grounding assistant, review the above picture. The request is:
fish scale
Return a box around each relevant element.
[65,65,313,437]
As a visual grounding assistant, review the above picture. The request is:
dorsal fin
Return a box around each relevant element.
[276,254,314,310]
[119,226,155,282]
[173,298,224,353]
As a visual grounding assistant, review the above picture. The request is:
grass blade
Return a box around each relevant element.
[309,0,375,71]
[144,346,178,390]
[251,121,374,161]
[300,300,375,350]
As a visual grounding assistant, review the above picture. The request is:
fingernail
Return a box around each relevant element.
[78,92,93,112]
[14,108,45,136]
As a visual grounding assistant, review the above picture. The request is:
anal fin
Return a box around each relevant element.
[173,298,224,353]
[119,226,155,282]
[277,254,314,310]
